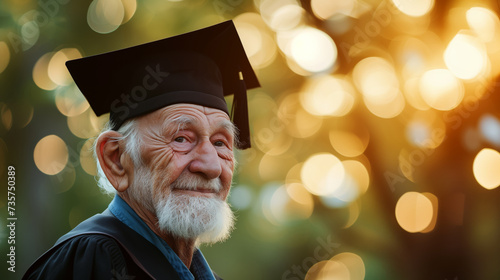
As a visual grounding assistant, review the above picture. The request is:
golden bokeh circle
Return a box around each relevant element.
[33,135,69,175]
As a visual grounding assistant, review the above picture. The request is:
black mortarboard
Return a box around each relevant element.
[66,20,259,149]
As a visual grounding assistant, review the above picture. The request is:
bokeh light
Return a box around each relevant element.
[51,166,76,193]
[466,7,500,43]
[55,85,90,117]
[258,153,298,181]
[276,28,300,57]
[285,162,303,185]
[234,13,277,69]
[89,111,109,133]
[250,92,294,156]
[320,160,369,208]
[87,0,125,34]
[8,103,34,129]
[18,11,40,51]
[352,57,400,105]
[80,138,97,176]
[403,76,431,110]
[255,128,293,156]
[0,41,10,74]
[229,185,254,210]
[395,191,435,233]
[391,36,431,79]
[478,114,500,146]
[331,252,366,280]
[1,103,13,131]
[305,260,350,280]
[311,0,356,20]
[279,93,323,138]
[301,153,345,196]
[342,160,370,194]
[343,202,361,228]
[392,0,434,17]
[67,108,103,139]
[300,75,355,117]
[405,110,446,149]
[286,182,313,206]
[329,130,369,157]
[320,173,359,208]
[33,135,69,175]
[420,192,438,233]
[260,183,282,225]
[259,0,303,31]
[473,148,500,190]
[269,183,314,222]
[419,69,464,111]
[48,48,82,86]
[444,32,489,80]
[121,0,137,24]
[363,89,405,119]
[290,27,337,73]
[269,4,304,31]
[33,52,58,91]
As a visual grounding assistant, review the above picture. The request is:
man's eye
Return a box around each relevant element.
[214,140,225,147]
[174,137,186,143]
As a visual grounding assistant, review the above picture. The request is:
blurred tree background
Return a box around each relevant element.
[2,0,500,279]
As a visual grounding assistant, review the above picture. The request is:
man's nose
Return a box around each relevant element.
[188,140,222,179]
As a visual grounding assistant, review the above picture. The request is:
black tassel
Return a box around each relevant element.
[232,72,251,149]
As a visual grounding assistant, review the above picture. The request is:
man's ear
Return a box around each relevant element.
[96,131,132,192]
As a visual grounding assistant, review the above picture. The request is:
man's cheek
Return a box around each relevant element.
[220,177,233,200]
[151,173,172,200]
[218,150,234,162]
[148,147,176,170]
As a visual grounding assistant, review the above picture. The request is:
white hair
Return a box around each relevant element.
[94,119,143,195]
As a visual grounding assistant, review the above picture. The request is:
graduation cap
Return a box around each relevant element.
[66,20,259,149]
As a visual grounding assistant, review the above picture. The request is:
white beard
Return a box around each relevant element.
[130,165,235,245]
[155,193,235,244]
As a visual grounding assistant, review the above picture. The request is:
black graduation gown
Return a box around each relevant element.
[23,210,222,280]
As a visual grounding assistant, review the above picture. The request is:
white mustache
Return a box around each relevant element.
[170,174,222,193]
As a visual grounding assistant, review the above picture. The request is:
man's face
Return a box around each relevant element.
[126,104,236,242]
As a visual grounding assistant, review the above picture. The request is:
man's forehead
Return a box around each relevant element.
[167,114,233,128]
[159,104,230,121]
[142,104,234,132]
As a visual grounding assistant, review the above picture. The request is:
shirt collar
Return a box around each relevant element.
[108,195,216,280]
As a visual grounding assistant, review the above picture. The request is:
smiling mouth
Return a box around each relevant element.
[173,188,217,197]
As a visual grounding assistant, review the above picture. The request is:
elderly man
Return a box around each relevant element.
[23,21,259,279]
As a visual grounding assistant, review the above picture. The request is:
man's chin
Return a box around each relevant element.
[155,194,235,244]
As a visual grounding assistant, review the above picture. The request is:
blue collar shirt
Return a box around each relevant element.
[108,195,216,280]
